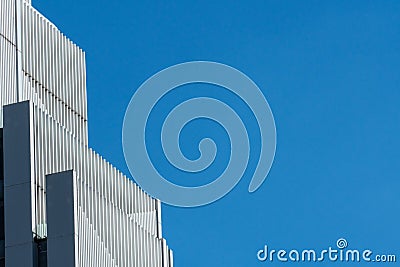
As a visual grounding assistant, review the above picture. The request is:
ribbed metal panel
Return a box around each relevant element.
[20,2,88,143]
[32,103,170,266]
[77,184,164,267]
[20,2,88,117]
[0,1,88,143]
[0,37,18,127]
[0,0,16,44]
[21,74,89,145]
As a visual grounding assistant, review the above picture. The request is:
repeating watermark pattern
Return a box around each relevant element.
[257,238,397,263]
[122,61,276,207]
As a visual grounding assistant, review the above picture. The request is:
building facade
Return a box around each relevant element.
[0,0,173,266]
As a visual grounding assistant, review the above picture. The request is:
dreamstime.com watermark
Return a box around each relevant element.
[257,238,397,264]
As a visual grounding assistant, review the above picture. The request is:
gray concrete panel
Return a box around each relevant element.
[5,242,34,267]
[46,170,77,238]
[46,170,78,267]
[4,183,32,247]
[3,101,34,267]
[47,236,77,267]
[3,101,32,187]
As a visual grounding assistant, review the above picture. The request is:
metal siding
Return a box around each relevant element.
[29,103,168,266]
[0,0,16,44]
[0,37,18,127]
[46,170,78,267]
[0,1,173,266]
[18,2,88,144]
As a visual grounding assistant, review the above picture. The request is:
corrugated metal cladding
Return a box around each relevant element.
[1,0,173,266]
[0,0,18,128]
[1,0,88,144]
[32,102,172,267]
[0,0,16,43]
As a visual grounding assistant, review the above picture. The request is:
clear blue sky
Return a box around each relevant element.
[35,0,399,266]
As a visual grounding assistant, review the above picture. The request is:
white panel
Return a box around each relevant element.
[18,2,88,143]
[0,39,17,126]
[0,0,16,44]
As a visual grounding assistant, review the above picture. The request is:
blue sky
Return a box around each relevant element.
[35,0,399,266]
